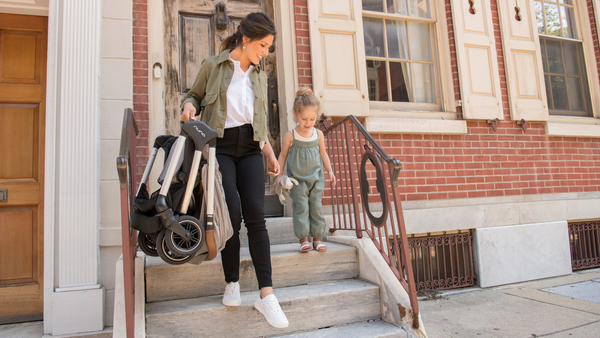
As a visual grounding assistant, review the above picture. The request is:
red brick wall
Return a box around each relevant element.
[294,0,313,88]
[304,0,600,204]
[133,0,149,184]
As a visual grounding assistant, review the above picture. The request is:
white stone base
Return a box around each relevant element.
[473,221,572,288]
[51,286,105,335]
[113,253,146,338]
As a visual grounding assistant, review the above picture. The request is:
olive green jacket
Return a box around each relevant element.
[181,49,269,141]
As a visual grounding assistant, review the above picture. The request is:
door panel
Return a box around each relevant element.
[0,13,46,324]
[164,0,283,216]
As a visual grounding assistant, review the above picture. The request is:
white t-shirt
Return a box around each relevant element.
[225,55,255,129]
[294,127,318,141]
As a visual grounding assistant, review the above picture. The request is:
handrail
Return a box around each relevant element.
[323,115,420,328]
[116,108,139,338]
[325,115,402,186]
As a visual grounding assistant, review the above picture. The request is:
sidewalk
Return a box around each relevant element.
[420,269,600,337]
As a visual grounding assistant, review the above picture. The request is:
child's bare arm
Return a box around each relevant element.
[277,131,294,177]
[318,130,336,187]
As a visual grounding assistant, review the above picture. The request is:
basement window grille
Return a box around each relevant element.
[569,220,600,271]
[404,230,476,291]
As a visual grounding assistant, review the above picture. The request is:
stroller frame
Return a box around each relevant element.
[135,121,218,264]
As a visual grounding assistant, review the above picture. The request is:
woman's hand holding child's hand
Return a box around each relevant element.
[267,155,280,176]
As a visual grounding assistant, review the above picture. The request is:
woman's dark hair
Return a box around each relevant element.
[220,12,276,52]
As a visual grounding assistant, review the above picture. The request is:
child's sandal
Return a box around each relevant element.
[313,241,327,252]
[300,238,311,252]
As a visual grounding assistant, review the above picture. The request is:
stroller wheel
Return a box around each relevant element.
[164,215,205,256]
[137,232,159,257]
[156,230,194,265]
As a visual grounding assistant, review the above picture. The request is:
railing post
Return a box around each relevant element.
[117,108,139,338]
[343,120,363,238]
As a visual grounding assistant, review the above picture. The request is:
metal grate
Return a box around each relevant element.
[569,220,600,271]
[408,232,476,291]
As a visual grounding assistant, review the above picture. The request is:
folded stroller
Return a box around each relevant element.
[131,121,232,265]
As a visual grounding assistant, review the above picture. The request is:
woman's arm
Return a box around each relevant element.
[263,139,281,176]
[318,130,336,188]
[181,59,210,122]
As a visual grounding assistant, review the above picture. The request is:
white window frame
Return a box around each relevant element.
[363,0,464,135]
[544,0,600,138]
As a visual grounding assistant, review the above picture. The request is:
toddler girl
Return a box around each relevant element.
[277,88,336,252]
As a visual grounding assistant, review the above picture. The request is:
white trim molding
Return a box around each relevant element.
[545,122,600,138]
[365,116,468,134]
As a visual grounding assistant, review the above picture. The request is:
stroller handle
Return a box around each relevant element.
[181,121,218,151]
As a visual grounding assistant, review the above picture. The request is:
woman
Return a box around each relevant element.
[180,12,288,329]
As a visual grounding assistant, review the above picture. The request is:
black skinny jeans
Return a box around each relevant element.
[217,124,272,289]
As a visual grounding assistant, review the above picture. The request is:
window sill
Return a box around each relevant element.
[546,121,600,138]
[364,116,468,134]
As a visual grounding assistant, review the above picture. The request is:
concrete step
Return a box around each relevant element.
[273,321,407,338]
[146,279,381,338]
[240,217,297,246]
[146,242,358,303]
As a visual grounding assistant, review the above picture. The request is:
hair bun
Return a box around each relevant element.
[296,87,313,97]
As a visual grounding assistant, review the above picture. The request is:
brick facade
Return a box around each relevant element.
[304,0,600,203]
[133,0,149,184]
[294,0,313,88]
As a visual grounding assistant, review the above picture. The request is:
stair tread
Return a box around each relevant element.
[145,241,359,303]
[146,279,381,338]
[146,278,377,315]
[145,241,353,268]
[274,321,407,338]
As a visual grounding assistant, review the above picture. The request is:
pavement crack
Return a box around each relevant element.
[528,319,600,337]
[492,288,600,316]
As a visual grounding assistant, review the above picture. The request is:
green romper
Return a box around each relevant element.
[287,129,327,240]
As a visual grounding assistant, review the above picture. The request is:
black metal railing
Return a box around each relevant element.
[408,232,476,291]
[569,220,600,270]
[323,115,419,328]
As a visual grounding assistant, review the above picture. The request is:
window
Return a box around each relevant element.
[536,0,592,117]
[362,0,441,111]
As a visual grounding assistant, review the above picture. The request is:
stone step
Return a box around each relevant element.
[273,320,407,338]
[146,279,381,338]
[240,217,298,246]
[146,242,358,303]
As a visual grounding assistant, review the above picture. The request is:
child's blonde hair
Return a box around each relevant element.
[292,87,321,122]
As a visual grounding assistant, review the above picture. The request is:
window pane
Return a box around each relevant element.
[560,6,577,39]
[389,61,411,102]
[387,0,408,15]
[363,18,385,57]
[540,39,548,72]
[546,0,558,2]
[367,60,389,101]
[567,77,584,111]
[535,1,545,35]
[363,0,384,12]
[544,75,553,109]
[563,41,579,75]
[559,0,574,5]
[409,21,432,61]
[545,39,564,74]
[410,0,431,19]
[386,20,409,59]
[412,63,436,103]
[544,3,561,36]
[551,75,568,110]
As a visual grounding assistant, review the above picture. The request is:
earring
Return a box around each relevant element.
[242,45,246,50]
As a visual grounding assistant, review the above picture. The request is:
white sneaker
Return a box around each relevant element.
[222,282,241,306]
[254,293,289,328]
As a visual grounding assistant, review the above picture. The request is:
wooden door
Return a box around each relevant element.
[0,13,47,324]
[163,0,283,216]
